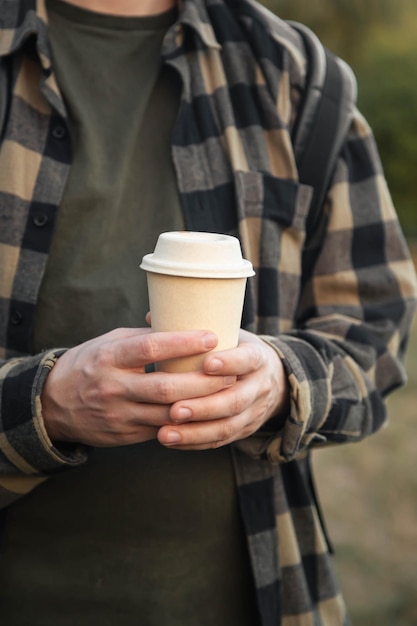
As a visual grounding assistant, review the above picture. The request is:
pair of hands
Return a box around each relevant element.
[41,327,289,451]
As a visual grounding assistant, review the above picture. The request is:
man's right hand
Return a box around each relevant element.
[40,328,230,447]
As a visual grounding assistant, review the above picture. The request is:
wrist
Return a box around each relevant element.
[259,336,290,418]
[39,351,69,443]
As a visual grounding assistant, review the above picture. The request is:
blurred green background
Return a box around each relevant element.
[261,1,417,624]
[265,0,417,238]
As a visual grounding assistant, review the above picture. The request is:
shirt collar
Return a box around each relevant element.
[180,0,220,48]
[1,0,221,59]
[0,0,52,70]
[163,0,221,55]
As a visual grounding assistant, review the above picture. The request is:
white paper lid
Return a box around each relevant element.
[140,231,255,278]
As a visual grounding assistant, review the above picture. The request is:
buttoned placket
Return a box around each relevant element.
[4,36,72,356]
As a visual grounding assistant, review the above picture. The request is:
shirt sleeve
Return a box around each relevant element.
[236,108,417,463]
[0,350,87,508]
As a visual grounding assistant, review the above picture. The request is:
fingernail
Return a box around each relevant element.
[203,332,217,349]
[207,357,223,373]
[224,376,236,386]
[177,407,192,420]
[165,430,181,443]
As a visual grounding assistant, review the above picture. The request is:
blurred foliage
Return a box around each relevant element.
[263,0,417,237]
[264,0,409,61]
[356,48,417,237]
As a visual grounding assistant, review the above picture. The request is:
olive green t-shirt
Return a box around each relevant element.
[0,2,259,625]
[33,1,184,348]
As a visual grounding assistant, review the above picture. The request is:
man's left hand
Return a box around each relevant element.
[157,330,289,450]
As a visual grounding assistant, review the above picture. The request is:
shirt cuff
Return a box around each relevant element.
[235,334,330,463]
[1,350,88,475]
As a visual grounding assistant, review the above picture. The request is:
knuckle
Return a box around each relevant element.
[101,410,119,429]
[208,376,223,393]
[106,328,127,340]
[94,343,115,368]
[248,344,263,369]
[138,334,160,363]
[155,378,177,403]
[231,393,248,415]
[212,422,235,448]
[89,377,121,405]
[241,422,255,440]
[97,378,120,400]
[114,431,135,445]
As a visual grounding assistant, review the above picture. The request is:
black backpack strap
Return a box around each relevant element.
[288,22,357,242]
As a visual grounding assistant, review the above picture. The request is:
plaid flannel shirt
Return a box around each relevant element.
[1,0,416,624]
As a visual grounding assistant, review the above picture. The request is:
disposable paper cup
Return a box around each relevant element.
[140,231,254,372]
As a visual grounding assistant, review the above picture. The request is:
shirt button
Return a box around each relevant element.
[10,309,23,325]
[33,213,49,227]
[52,125,66,140]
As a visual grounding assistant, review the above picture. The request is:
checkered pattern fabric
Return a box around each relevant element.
[0,0,416,624]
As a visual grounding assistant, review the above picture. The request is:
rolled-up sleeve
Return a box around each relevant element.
[0,350,87,508]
